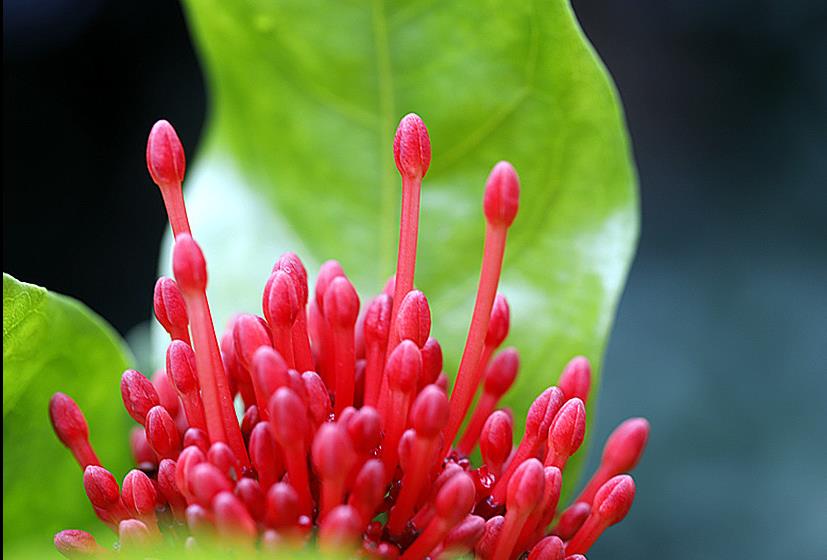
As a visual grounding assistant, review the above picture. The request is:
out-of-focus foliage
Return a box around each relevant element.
[3,274,133,556]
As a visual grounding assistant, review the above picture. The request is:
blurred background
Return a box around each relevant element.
[4,1,826,559]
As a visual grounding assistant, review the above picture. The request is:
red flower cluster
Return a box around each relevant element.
[50,115,649,559]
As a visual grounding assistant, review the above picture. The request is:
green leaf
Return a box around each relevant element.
[3,274,133,556]
[161,0,638,490]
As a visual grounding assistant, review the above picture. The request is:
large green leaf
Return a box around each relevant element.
[3,274,133,556]
[159,0,637,486]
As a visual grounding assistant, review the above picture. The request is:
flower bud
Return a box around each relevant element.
[266,271,300,327]
[213,491,257,540]
[146,119,185,188]
[166,341,199,394]
[172,233,207,294]
[434,471,476,525]
[82,466,121,510]
[483,161,520,227]
[602,418,650,473]
[49,393,90,447]
[386,340,421,394]
[315,260,345,313]
[593,474,636,524]
[120,370,160,425]
[483,348,519,397]
[506,458,545,513]
[528,536,565,560]
[153,276,188,338]
[118,519,151,551]
[547,398,586,463]
[419,337,443,389]
[395,290,431,347]
[364,294,392,346]
[145,405,180,459]
[233,314,272,371]
[558,356,591,403]
[410,385,449,439]
[480,410,513,470]
[54,529,101,558]
[393,113,431,179]
[275,252,309,306]
[183,427,209,453]
[324,276,360,328]
[121,469,157,520]
[265,482,299,528]
[485,294,510,347]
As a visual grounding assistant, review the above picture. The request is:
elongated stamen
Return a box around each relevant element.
[516,467,562,552]
[552,502,590,541]
[388,114,431,350]
[146,120,189,237]
[379,341,421,482]
[362,294,392,407]
[544,398,586,471]
[479,410,513,478]
[269,388,313,516]
[249,422,283,491]
[565,475,636,555]
[265,271,299,368]
[49,393,101,469]
[312,423,356,519]
[443,162,520,454]
[323,276,360,414]
[347,459,386,524]
[274,253,314,373]
[122,469,160,532]
[318,505,362,555]
[558,356,591,403]
[154,276,190,343]
[172,234,250,468]
[166,341,207,432]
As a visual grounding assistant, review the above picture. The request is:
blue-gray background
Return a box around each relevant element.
[4,1,826,558]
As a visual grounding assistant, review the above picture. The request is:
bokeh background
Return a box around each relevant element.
[4,1,826,559]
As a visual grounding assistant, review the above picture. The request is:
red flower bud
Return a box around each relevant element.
[480,410,513,472]
[554,502,590,541]
[189,462,233,507]
[558,356,591,403]
[364,293,393,345]
[602,417,650,473]
[318,505,363,553]
[485,294,510,347]
[233,314,272,371]
[434,471,476,525]
[475,515,505,559]
[315,260,345,314]
[393,113,431,179]
[213,491,257,540]
[146,119,185,188]
[249,422,281,490]
[145,405,180,459]
[83,466,121,510]
[410,385,449,439]
[166,341,199,394]
[265,482,300,529]
[266,270,300,327]
[506,458,545,514]
[49,393,90,446]
[172,233,207,294]
[183,427,209,454]
[235,478,265,522]
[386,340,421,394]
[120,370,160,425]
[208,441,241,480]
[302,371,332,426]
[275,252,309,306]
[54,529,101,558]
[312,423,356,480]
[483,161,520,227]
[153,276,189,340]
[593,474,636,524]
[419,337,443,389]
[546,398,586,468]
[175,446,205,498]
[157,459,187,518]
[483,348,519,397]
[118,519,151,550]
[324,276,360,328]
[395,290,431,347]
[122,470,157,521]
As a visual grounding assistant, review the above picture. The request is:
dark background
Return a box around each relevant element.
[4,1,826,558]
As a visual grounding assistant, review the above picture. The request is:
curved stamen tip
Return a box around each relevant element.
[393,113,431,179]
[146,119,186,189]
[49,393,89,446]
[172,233,208,294]
[410,385,449,438]
[483,161,520,227]
[323,276,360,328]
[54,530,100,557]
[396,290,431,347]
[603,417,650,472]
[506,458,545,512]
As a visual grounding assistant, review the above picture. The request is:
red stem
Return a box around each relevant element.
[179,391,207,432]
[443,224,507,455]
[574,464,613,506]
[283,444,313,517]
[362,342,386,408]
[69,439,101,470]
[184,292,250,468]
[320,477,346,520]
[159,185,191,239]
[564,514,607,555]
[491,509,530,560]
[491,436,536,504]
[400,518,447,560]
[388,174,423,350]
[332,326,356,415]
[387,436,436,535]
[381,390,412,483]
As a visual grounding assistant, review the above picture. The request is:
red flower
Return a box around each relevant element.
[50,115,649,559]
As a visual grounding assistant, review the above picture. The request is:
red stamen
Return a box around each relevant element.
[312,423,357,519]
[475,515,505,560]
[174,446,205,502]
[443,162,520,454]
[165,341,207,432]
[418,337,443,391]
[400,471,475,560]
[153,277,190,343]
[264,271,299,367]
[575,417,649,505]
[145,405,181,460]
[457,348,519,455]
[120,369,161,426]
[249,422,283,491]
[146,120,189,237]
[479,410,513,478]
[389,114,431,349]
[558,356,591,403]
[303,371,332,429]
[54,529,102,558]
[491,458,545,560]
[517,466,562,552]
[274,252,314,373]
[173,233,250,468]
[379,341,421,481]
[208,441,241,480]
[324,276,360,413]
[313,260,346,383]
[387,385,448,535]
[269,387,313,515]
[432,514,486,559]
[527,536,565,560]
[566,475,636,555]
[544,398,586,471]
[363,294,392,407]
[48,393,100,469]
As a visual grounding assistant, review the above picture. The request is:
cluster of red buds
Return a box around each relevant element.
[49,114,649,559]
